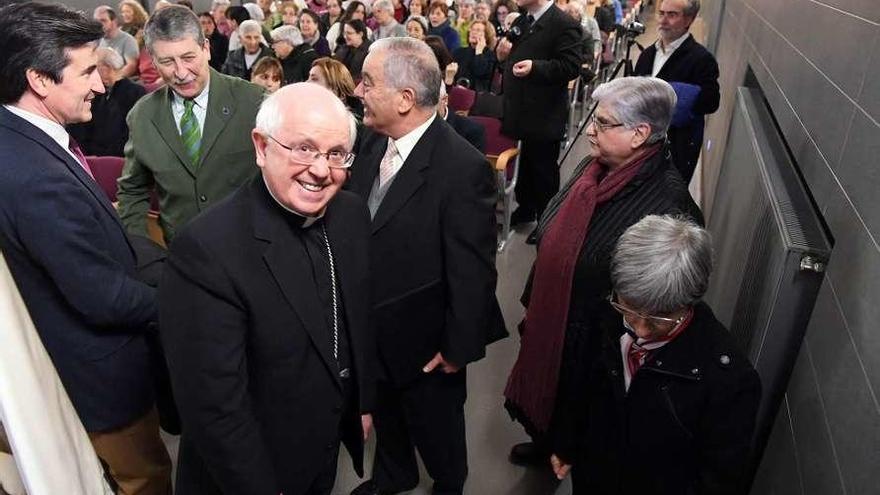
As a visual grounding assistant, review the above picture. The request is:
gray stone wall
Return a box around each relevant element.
[699,1,879,493]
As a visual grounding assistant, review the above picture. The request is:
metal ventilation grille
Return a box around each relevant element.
[727,206,774,352]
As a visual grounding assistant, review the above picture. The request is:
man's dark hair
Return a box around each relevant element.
[299,8,321,27]
[198,11,217,29]
[0,2,103,104]
[225,5,250,24]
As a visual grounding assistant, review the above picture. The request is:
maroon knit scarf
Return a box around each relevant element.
[504,144,661,432]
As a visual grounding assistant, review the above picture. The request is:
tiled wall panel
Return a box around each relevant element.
[704,1,880,492]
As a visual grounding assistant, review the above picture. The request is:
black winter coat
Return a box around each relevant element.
[500,5,582,141]
[594,5,616,33]
[67,78,145,157]
[334,40,371,81]
[281,44,319,84]
[208,31,229,71]
[566,302,761,495]
[509,146,703,437]
[452,46,497,92]
[633,34,720,118]
[221,45,274,81]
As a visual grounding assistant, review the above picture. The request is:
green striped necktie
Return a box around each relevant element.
[180,99,201,166]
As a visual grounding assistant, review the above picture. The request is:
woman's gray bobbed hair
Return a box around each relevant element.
[611,214,712,313]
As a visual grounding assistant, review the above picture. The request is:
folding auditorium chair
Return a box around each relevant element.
[469,115,520,252]
[85,155,124,203]
[448,85,477,115]
[85,156,165,247]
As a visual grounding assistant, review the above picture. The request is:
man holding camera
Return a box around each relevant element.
[496,0,582,244]
[633,0,719,183]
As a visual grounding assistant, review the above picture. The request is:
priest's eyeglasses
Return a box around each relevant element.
[266,135,355,169]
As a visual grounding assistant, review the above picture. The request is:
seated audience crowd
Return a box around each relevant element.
[0,1,748,495]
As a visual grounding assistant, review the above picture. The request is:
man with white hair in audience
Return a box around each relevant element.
[223,19,274,80]
[94,5,140,78]
[371,0,406,40]
[271,24,320,84]
[68,47,146,157]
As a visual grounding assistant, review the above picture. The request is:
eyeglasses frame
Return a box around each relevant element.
[606,293,686,329]
[265,134,355,169]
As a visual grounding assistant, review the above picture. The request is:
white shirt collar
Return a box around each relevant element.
[3,104,71,153]
[528,0,554,22]
[172,77,211,109]
[656,31,690,55]
[390,113,436,164]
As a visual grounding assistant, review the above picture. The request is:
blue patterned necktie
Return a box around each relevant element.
[180,99,201,166]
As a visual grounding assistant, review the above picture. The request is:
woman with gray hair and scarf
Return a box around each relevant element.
[550,215,761,494]
[504,77,705,467]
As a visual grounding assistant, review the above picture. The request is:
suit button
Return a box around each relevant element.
[333,406,342,414]
[326,443,335,450]
[199,195,207,202]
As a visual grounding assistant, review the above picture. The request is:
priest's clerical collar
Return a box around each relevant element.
[262,176,324,228]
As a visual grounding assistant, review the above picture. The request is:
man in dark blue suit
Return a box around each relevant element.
[0,4,171,494]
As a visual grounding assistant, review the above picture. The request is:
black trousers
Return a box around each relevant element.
[372,369,468,495]
[304,443,341,495]
[514,139,562,218]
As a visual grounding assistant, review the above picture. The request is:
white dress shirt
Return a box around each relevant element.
[651,32,690,77]
[3,105,84,166]
[170,79,211,136]
[383,113,436,183]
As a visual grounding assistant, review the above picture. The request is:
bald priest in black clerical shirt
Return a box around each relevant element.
[159,83,376,495]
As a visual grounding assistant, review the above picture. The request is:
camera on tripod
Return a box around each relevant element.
[619,20,646,40]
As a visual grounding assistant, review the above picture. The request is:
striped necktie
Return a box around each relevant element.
[378,139,398,189]
[180,99,201,166]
